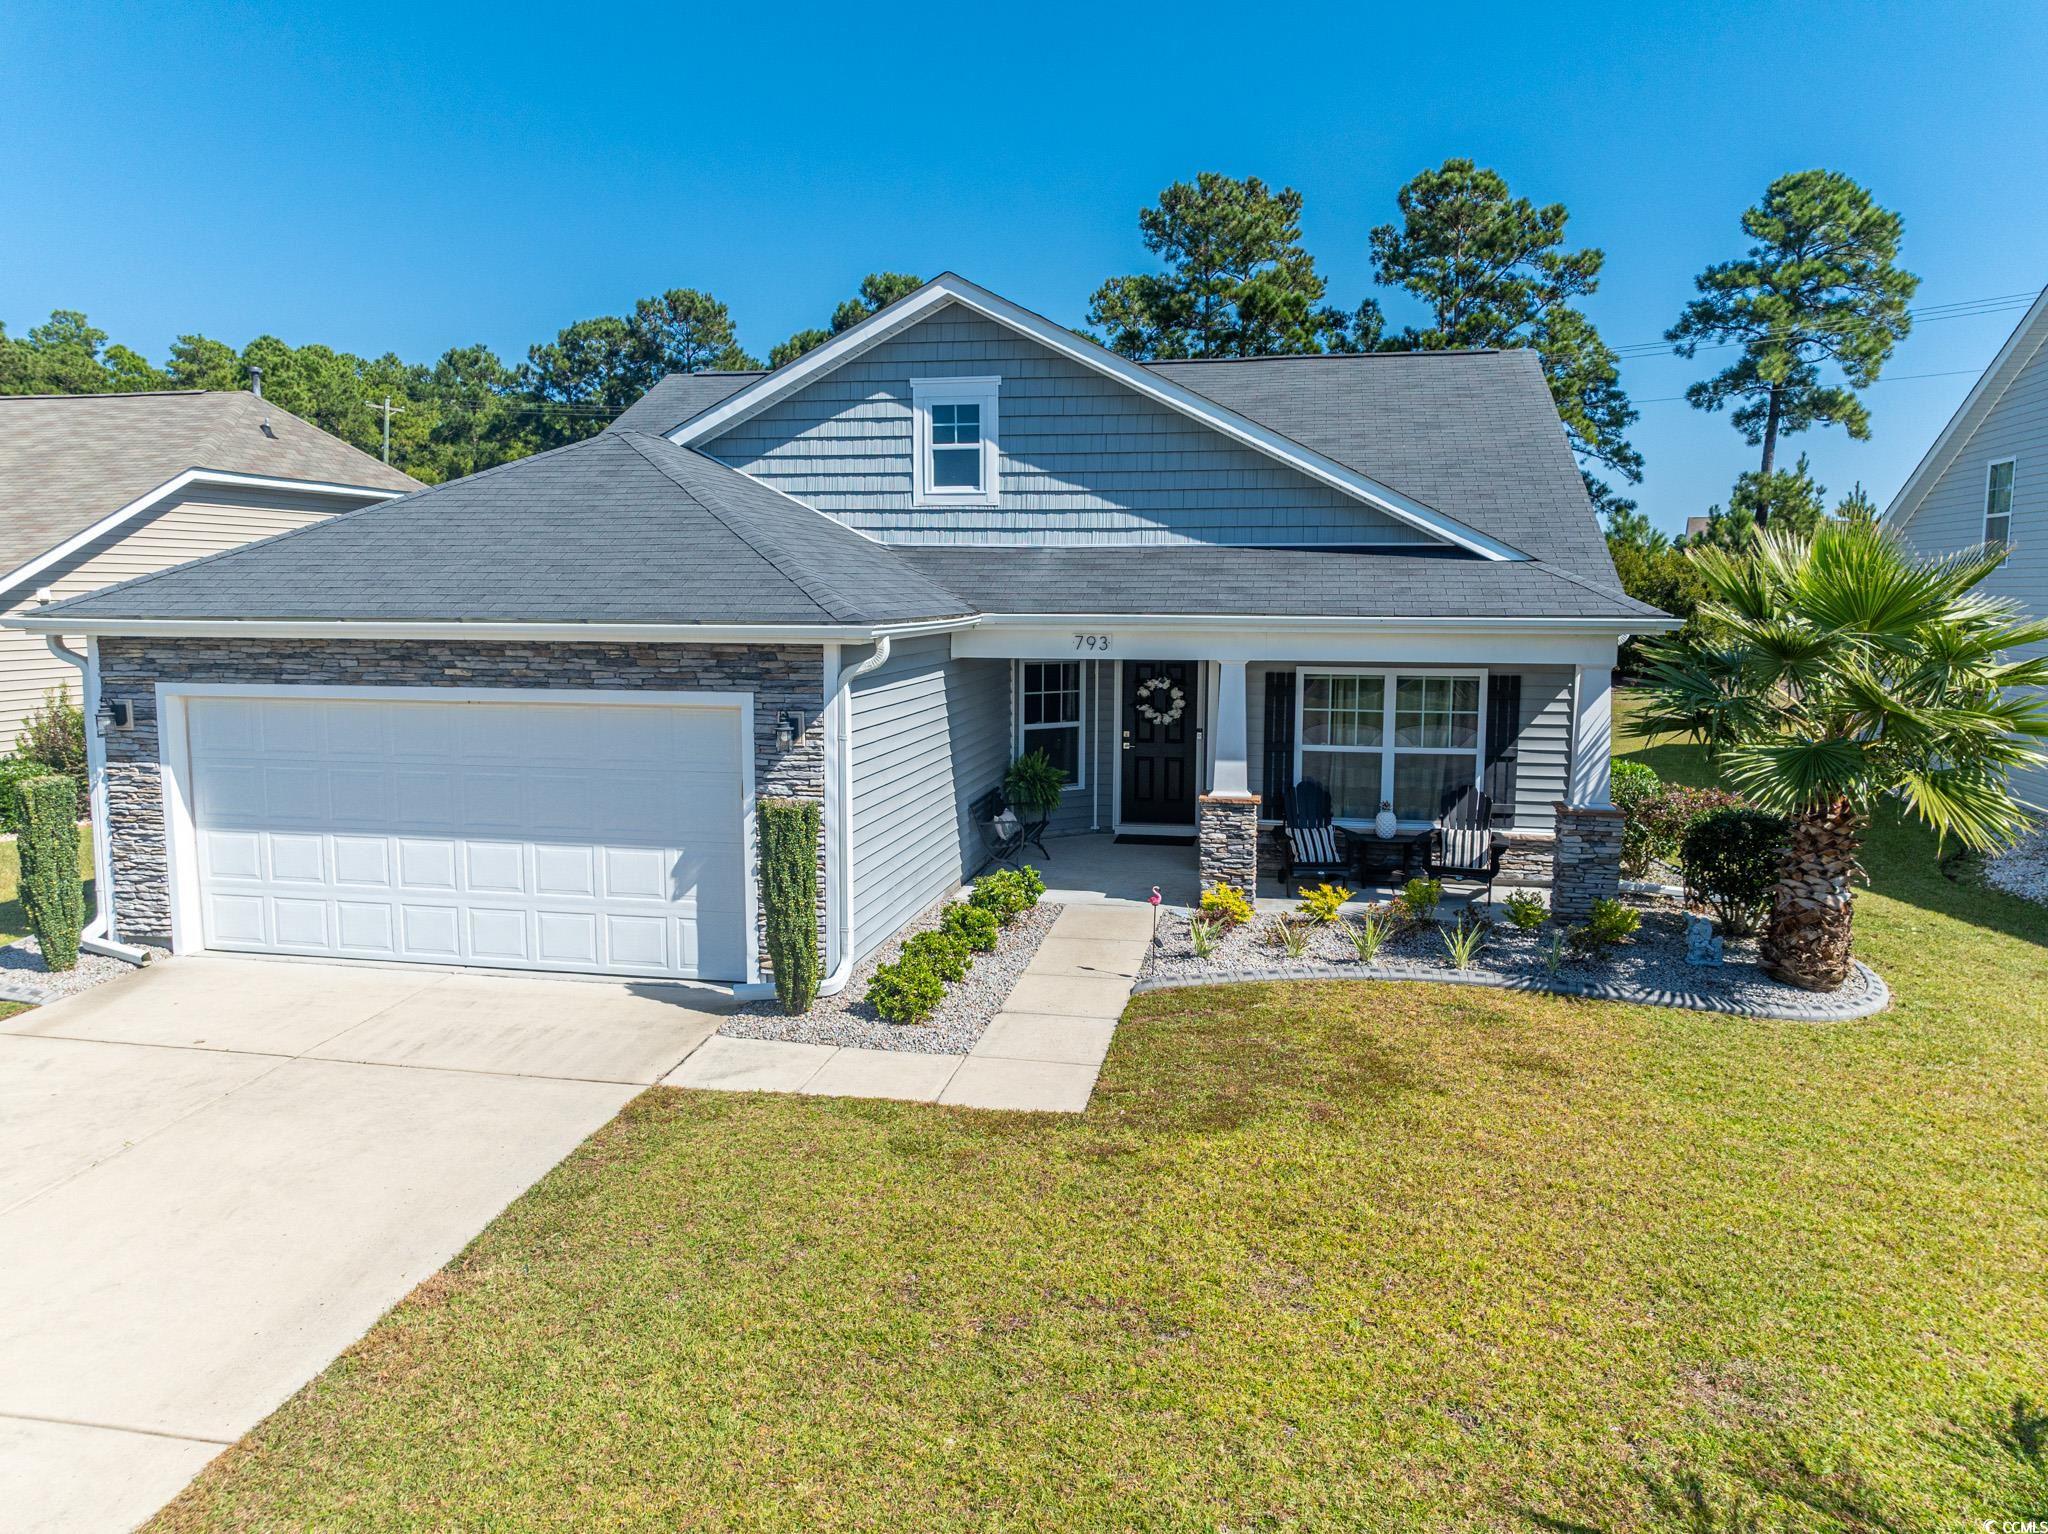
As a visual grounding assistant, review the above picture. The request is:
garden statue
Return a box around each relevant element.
[1685,915,1723,967]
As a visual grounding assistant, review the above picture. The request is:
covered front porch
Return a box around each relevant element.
[967,624,1626,917]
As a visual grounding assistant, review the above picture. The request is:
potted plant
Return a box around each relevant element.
[1003,749,1065,851]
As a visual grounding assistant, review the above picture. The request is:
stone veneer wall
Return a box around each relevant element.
[1549,801,1623,920]
[93,638,827,977]
[1197,793,1261,894]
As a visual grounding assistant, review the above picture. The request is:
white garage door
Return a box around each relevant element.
[183,693,749,981]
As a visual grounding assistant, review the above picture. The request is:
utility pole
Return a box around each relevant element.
[366,395,404,464]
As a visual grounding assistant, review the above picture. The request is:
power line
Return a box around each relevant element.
[1605,289,2037,359]
[1630,364,1987,405]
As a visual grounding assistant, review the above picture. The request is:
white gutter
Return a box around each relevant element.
[816,633,894,997]
[41,635,151,966]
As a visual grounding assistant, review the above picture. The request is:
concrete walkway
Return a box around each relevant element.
[0,956,733,1534]
[665,900,1154,1113]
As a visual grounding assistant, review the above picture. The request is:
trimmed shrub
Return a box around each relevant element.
[941,902,1000,953]
[1016,865,1045,904]
[1682,807,1790,936]
[19,775,84,972]
[971,869,1033,924]
[1297,882,1352,924]
[901,930,971,983]
[866,955,945,1025]
[1398,877,1443,921]
[1624,784,1746,879]
[759,797,822,1014]
[1569,896,1641,955]
[1199,882,1253,927]
[1501,889,1548,930]
[1611,758,1664,877]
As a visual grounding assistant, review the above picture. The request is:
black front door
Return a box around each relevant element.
[1121,660,1198,825]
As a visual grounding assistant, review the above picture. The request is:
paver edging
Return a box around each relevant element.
[1131,958,1891,1024]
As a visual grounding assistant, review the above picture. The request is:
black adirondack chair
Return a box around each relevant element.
[1428,786,1504,907]
[1281,776,1351,888]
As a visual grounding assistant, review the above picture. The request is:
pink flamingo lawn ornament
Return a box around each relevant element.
[1149,884,1163,935]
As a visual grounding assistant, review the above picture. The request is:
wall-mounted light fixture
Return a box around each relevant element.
[775,710,806,750]
[95,699,134,736]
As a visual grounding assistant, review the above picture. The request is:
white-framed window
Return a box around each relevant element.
[911,376,1000,507]
[1016,660,1085,789]
[1986,458,2016,548]
[1295,669,1486,825]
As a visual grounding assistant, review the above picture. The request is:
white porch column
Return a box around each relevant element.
[1212,659,1250,797]
[1568,663,1614,807]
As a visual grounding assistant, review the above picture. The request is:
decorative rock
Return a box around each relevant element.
[1685,915,1723,967]
[1197,792,1261,894]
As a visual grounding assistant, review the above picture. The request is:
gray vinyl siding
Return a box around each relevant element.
[1893,333,2048,811]
[704,303,1436,549]
[1246,664,1573,834]
[847,635,1009,960]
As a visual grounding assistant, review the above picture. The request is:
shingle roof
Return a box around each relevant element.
[0,391,418,569]
[611,347,1624,590]
[41,430,974,626]
[893,547,1662,622]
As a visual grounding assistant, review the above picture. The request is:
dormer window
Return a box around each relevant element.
[911,377,1000,507]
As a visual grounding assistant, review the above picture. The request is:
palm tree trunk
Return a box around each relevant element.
[1760,798,1863,990]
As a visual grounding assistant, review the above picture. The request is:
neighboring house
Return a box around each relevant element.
[0,391,417,751]
[8,275,1671,995]
[1886,282,2048,810]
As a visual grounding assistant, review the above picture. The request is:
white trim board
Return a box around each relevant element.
[0,469,409,601]
[663,273,1526,563]
[6,615,983,643]
[152,682,762,986]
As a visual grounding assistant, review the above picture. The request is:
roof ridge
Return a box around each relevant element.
[1142,348,1504,365]
[611,432,842,621]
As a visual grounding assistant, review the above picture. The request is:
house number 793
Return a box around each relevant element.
[1072,633,1112,652]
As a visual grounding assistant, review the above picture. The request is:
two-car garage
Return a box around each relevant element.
[165,689,753,982]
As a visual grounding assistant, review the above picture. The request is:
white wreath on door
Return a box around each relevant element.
[1134,676,1186,726]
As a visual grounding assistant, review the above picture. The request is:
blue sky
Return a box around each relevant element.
[7,0,2044,535]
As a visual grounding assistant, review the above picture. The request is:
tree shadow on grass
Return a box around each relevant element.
[1523,1397,2048,1531]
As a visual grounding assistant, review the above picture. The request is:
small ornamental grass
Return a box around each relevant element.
[1441,914,1488,971]
[1347,910,1391,965]
[1188,916,1221,959]
[1501,890,1548,931]
[1275,918,1311,960]
[1296,882,1351,924]
[1540,929,1570,976]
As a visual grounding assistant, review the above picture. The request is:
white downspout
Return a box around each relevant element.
[814,632,892,996]
[43,634,152,965]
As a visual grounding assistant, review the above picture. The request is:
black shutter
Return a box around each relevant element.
[1262,669,1297,821]
[1483,674,1521,826]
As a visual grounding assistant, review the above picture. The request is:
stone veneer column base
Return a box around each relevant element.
[1550,801,1624,920]
[1198,793,1262,895]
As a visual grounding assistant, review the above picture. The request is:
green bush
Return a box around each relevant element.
[19,775,83,971]
[1682,807,1790,936]
[1610,758,1664,877]
[1199,883,1253,927]
[1569,896,1641,956]
[1501,890,1548,931]
[0,757,53,836]
[1398,877,1443,921]
[866,955,945,1025]
[1002,751,1066,816]
[970,867,1043,925]
[1297,882,1352,924]
[940,902,1000,953]
[1625,784,1745,880]
[759,797,822,1014]
[901,930,971,983]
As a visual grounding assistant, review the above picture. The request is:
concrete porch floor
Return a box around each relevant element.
[1027,830,1519,916]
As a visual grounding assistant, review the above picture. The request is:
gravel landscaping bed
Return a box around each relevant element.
[1139,905,1889,1022]
[724,897,1058,1054]
[1983,825,2048,906]
[0,936,167,1005]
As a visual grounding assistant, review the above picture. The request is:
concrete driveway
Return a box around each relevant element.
[0,956,733,1534]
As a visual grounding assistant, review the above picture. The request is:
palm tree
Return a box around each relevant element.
[1641,519,2048,990]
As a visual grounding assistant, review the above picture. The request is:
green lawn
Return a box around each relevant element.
[153,697,2048,1531]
